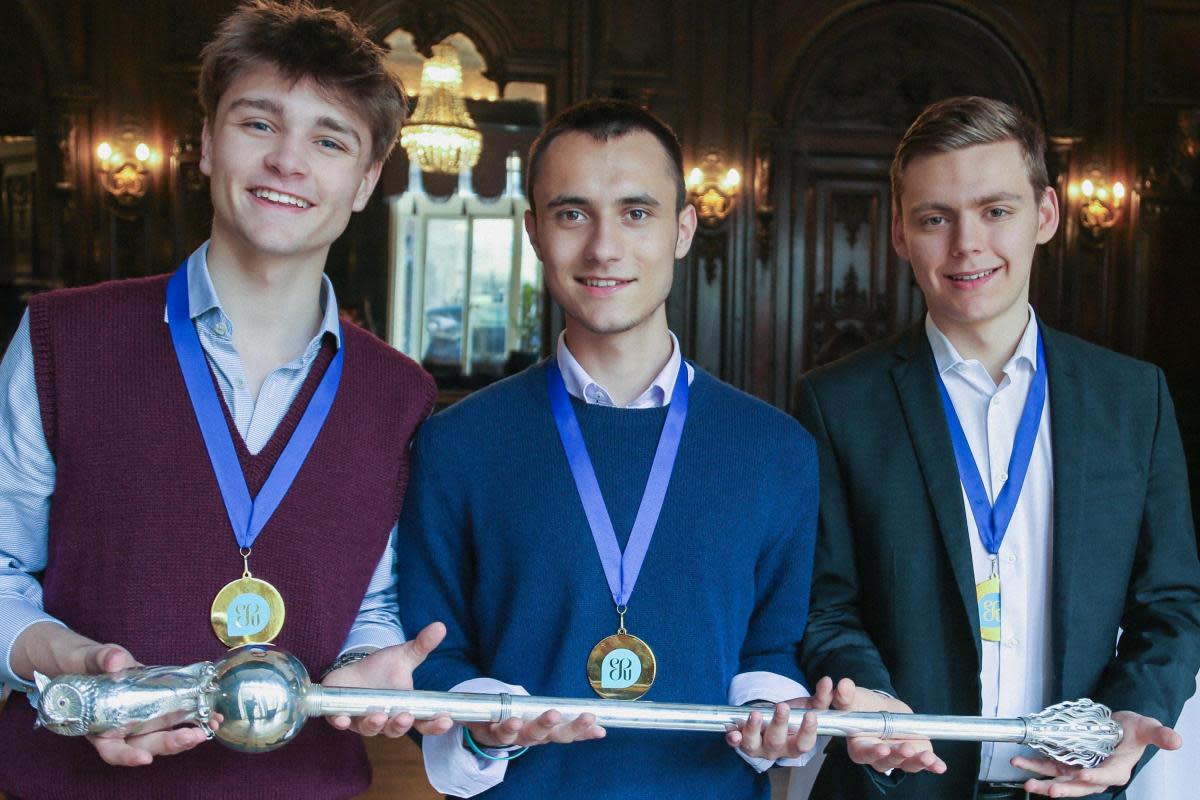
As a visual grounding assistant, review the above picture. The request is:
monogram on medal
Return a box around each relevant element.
[586,606,656,700]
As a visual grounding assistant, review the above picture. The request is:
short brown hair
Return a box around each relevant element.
[527,99,686,213]
[890,96,1048,207]
[198,0,406,164]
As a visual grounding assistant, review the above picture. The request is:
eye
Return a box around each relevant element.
[243,120,273,133]
[921,214,947,227]
[316,138,347,152]
[986,207,1012,219]
[627,208,650,221]
[557,209,585,223]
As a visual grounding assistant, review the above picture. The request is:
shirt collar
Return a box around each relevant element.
[925,306,1039,379]
[555,330,685,408]
[169,240,342,348]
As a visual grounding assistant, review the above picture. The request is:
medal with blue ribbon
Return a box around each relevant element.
[547,359,688,700]
[167,262,343,647]
[936,330,1046,643]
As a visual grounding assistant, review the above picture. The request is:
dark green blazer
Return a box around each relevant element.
[794,321,1200,799]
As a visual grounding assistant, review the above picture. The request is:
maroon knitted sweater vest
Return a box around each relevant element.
[0,275,435,799]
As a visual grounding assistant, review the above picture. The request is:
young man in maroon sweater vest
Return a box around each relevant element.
[0,2,451,797]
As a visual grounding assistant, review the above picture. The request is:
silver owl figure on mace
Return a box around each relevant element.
[34,645,1123,768]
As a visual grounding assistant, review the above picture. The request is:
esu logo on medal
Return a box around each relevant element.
[227,592,271,636]
[600,648,642,689]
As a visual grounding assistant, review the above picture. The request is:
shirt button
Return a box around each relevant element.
[1004,636,1018,648]
[991,396,1001,406]
[997,472,1008,483]
[1006,552,1016,564]
[214,322,228,337]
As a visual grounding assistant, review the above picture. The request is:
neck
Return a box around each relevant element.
[563,315,674,407]
[205,238,327,386]
[932,304,1031,385]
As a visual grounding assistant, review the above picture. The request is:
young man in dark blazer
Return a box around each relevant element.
[795,96,1200,800]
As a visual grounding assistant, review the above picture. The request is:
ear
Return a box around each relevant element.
[34,671,50,693]
[674,202,698,260]
[1035,186,1060,245]
[891,208,910,261]
[199,120,213,177]
[523,209,543,261]
[351,160,384,212]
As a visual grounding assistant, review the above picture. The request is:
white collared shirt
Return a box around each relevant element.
[555,330,694,408]
[926,309,1055,782]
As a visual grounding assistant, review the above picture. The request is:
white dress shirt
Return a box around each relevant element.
[0,242,403,693]
[926,310,1054,783]
[423,331,822,796]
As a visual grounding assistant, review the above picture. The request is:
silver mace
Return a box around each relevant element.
[34,645,1122,768]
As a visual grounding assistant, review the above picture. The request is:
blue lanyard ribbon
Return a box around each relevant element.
[166,261,344,550]
[546,360,688,607]
[935,330,1046,555]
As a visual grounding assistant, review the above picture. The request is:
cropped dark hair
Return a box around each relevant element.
[891,96,1048,207]
[198,0,407,163]
[527,99,686,213]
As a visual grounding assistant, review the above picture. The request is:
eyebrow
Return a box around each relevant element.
[228,97,284,115]
[545,193,662,208]
[547,194,590,208]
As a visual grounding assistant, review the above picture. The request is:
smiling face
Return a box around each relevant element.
[524,130,696,345]
[892,139,1059,340]
[200,62,382,268]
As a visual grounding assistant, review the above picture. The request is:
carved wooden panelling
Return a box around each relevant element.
[1,165,37,277]
[786,5,1040,132]
[792,162,921,376]
[595,1,673,81]
[489,0,558,51]
[1141,7,1200,105]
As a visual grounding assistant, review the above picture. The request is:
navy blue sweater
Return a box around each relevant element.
[397,361,819,799]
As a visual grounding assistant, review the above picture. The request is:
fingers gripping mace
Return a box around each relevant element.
[34,646,1122,768]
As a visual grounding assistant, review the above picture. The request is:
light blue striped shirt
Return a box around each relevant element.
[0,242,403,692]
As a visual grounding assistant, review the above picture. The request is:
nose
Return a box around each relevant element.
[952,214,984,257]
[584,215,625,264]
[263,133,307,178]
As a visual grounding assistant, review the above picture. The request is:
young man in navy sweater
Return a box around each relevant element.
[397,99,830,798]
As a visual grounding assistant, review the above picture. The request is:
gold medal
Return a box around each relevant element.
[210,549,285,647]
[586,607,656,700]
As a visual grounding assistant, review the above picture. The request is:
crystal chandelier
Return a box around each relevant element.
[400,44,483,174]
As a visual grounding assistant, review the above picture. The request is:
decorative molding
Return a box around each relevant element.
[809,266,889,367]
[353,0,520,90]
[693,228,726,286]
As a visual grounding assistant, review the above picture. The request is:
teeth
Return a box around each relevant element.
[253,189,310,209]
[951,268,998,282]
[584,279,620,287]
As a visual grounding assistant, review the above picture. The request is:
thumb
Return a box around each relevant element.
[398,622,446,670]
[85,643,139,675]
[833,678,858,710]
[1140,719,1182,751]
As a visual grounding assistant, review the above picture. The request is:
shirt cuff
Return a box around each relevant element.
[422,677,529,797]
[338,621,405,656]
[0,602,66,692]
[728,670,829,771]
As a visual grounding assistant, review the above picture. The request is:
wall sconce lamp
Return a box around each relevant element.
[1067,167,1126,238]
[686,151,741,226]
[96,129,160,207]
